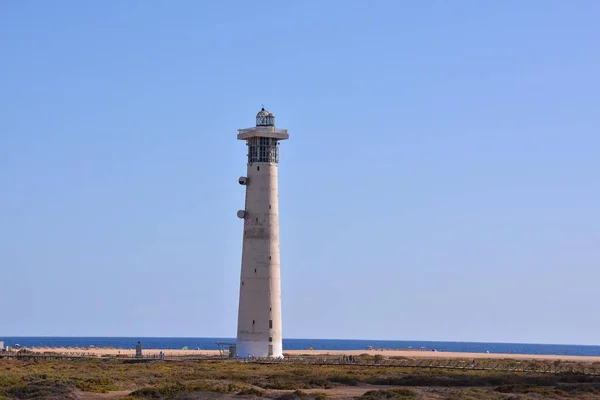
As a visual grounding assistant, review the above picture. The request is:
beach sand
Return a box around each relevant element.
[27,347,600,362]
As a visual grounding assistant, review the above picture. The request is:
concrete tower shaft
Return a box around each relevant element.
[236,108,288,358]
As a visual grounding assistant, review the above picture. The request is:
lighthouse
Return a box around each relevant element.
[236,107,289,358]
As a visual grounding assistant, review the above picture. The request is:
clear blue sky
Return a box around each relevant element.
[1,1,599,345]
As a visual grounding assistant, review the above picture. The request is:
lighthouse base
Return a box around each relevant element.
[236,340,283,359]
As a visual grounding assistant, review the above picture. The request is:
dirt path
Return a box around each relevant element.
[74,390,133,399]
[268,385,397,399]
[75,387,381,399]
[73,386,381,400]
[304,386,385,398]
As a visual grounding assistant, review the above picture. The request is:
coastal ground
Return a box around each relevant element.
[27,347,600,362]
[2,353,600,399]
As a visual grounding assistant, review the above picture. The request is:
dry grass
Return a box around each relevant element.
[1,358,600,399]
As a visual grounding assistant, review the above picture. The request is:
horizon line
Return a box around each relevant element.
[1,335,598,348]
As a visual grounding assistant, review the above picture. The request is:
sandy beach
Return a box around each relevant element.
[26,347,600,362]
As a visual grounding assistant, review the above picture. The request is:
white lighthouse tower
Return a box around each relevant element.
[236,107,288,358]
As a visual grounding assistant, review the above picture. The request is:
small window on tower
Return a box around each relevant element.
[254,268,257,273]
[269,337,273,342]
[269,256,271,260]
[257,166,260,171]
[252,320,255,325]
[269,319,273,329]
[269,205,271,209]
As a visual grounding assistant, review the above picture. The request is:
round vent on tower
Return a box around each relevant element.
[256,107,275,126]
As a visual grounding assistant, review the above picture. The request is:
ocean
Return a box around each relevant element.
[2,337,600,356]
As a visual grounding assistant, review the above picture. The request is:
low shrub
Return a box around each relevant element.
[327,375,360,386]
[237,387,265,396]
[276,390,308,400]
[6,382,75,399]
[360,388,416,399]
[494,384,556,395]
[312,391,328,400]
[127,387,163,399]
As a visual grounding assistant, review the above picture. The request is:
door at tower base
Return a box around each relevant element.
[236,340,282,358]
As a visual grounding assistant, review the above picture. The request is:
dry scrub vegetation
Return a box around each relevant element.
[1,358,600,399]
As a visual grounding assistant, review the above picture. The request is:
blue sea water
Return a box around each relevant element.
[2,337,600,356]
